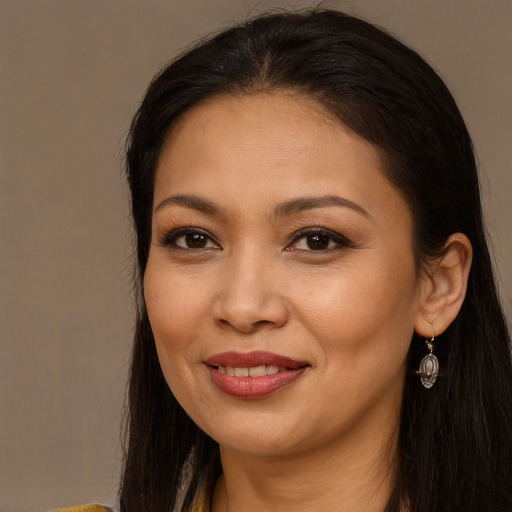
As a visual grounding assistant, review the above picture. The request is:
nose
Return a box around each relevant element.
[212,254,289,334]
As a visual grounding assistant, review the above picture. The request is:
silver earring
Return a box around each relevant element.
[416,325,439,389]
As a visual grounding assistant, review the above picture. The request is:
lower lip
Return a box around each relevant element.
[207,366,308,399]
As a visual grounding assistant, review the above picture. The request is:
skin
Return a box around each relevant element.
[144,92,444,511]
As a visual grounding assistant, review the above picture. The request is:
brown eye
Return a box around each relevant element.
[161,228,220,250]
[306,234,330,250]
[288,228,353,252]
[184,233,208,248]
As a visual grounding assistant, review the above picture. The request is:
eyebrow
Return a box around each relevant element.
[274,195,370,219]
[154,193,370,219]
[154,194,222,215]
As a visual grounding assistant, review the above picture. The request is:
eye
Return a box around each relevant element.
[160,228,220,250]
[288,228,353,252]
[295,233,336,251]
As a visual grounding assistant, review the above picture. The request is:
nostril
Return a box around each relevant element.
[253,319,274,327]
[212,287,289,332]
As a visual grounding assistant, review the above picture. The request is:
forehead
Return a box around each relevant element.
[161,92,347,167]
[153,92,408,227]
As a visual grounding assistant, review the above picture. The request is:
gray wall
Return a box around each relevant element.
[0,1,510,511]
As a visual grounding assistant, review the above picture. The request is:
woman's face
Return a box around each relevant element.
[144,93,427,457]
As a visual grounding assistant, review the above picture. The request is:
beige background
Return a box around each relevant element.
[0,1,510,511]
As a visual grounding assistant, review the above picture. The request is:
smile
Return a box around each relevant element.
[204,351,310,399]
[218,364,286,377]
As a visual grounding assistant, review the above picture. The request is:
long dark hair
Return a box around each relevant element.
[120,9,512,512]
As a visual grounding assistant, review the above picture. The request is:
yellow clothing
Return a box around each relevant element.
[52,506,111,512]
[190,491,209,512]
[52,493,208,512]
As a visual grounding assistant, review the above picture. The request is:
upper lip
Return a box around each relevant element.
[204,351,309,369]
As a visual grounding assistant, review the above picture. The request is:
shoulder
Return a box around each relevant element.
[52,506,112,512]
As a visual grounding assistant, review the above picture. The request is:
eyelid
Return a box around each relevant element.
[158,225,352,252]
[287,227,354,251]
[158,226,221,249]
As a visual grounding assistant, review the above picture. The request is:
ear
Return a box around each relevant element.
[415,233,473,337]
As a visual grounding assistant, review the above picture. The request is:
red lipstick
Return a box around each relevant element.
[204,351,309,399]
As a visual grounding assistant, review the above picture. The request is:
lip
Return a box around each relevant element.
[204,351,308,369]
[204,351,310,400]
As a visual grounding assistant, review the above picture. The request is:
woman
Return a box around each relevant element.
[59,8,512,512]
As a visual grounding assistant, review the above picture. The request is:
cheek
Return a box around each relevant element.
[143,262,210,399]
[144,262,209,341]
[287,258,419,437]
[295,253,420,363]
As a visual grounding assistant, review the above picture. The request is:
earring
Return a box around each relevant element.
[416,324,439,389]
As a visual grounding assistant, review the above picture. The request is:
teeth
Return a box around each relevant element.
[266,365,279,375]
[249,365,267,377]
[217,364,288,377]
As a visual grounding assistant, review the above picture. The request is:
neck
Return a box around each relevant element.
[212,403,400,512]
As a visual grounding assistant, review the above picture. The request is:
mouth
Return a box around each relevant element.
[204,351,310,399]
[217,364,291,377]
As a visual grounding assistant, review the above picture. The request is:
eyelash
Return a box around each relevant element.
[287,227,354,252]
[159,227,220,250]
[158,226,353,252]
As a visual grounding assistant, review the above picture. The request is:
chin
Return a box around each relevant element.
[193,406,306,456]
